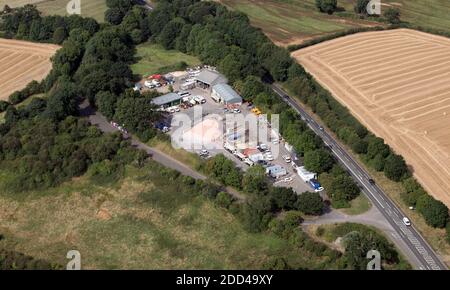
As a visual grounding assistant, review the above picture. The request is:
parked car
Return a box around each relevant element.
[233,108,241,114]
[256,160,270,167]
[178,91,191,97]
[244,158,254,166]
[264,153,274,161]
[258,143,269,152]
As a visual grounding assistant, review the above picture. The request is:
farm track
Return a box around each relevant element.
[293,29,450,208]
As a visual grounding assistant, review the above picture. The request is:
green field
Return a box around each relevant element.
[217,0,379,46]
[335,0,450,32]
[340,194,372,216]
[218,0,450,45]
[0,162,327,269]
[0,0,108,23]
[132,43,201,77]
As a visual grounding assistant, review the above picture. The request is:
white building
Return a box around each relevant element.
[211,83,243,105]
[296,166,316,182]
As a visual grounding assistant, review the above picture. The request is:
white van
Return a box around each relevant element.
[194,95,206,104]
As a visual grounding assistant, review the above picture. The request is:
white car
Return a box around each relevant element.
[244,158,254,166]
[258,143,269,152]
[233,108,241,114]
[264,153,274,161]
[282,155,291,163]
[272,138,279,145]
[144,80,155,88]
[403,217,411,226]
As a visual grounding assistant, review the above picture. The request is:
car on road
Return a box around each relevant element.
[403,217,411,226]
[369,179,375,185]
[319,126,324,131]
[282,155,291,163]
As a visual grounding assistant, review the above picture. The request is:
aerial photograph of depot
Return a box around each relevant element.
[0,0,449,274]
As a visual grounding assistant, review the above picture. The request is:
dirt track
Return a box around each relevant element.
[293,29,450,208]
[0,38,59,101]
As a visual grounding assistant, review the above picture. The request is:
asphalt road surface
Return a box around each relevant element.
[272,84,447,270]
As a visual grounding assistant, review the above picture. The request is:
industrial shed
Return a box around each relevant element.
[195,70,228,89]
[266,165,287,179]
[211,83,243,105]
[151,93,182,108]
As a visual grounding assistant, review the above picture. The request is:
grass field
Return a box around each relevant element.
[132,43,201,77]
[0,0,108,23]
[217,0,450,46]
[216,0,380,46]
[340,194,371,216]
[336,0,450,33]
[0,162,326,269]
[147,137,205,172]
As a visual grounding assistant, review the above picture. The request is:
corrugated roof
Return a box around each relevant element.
[151,93,182,106]
[196,70,227,86]
[212,83,242,103]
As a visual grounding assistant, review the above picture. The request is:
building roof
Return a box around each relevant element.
[151,93,182,106]
[196,70,227,86]
[212,83,243,103]
[266,165,286,174]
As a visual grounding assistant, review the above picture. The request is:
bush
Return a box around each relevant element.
[416,195,449,228]
[0,101,11,113]
[296,191,324,215]
[384,154,408,181]
[315,0,338,14]
[215,191,233,209]
[384,8,401,24]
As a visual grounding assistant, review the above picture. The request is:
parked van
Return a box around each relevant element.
[194,95,206,104]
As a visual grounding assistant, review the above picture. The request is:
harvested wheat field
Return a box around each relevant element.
[293,29,450,207]
[0,38,59,101]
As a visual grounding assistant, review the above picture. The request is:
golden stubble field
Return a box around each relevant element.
[293,29,450,208]
[0,38,59,100]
